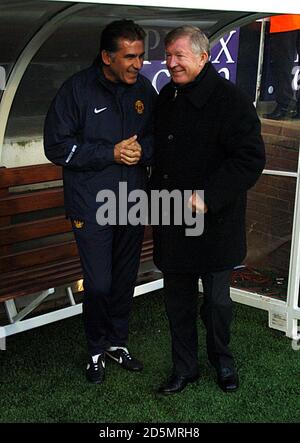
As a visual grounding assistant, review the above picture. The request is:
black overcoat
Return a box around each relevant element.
[151,62,266,273]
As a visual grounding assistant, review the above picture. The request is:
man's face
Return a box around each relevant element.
[165,36,208,85]
[102,38,145,84]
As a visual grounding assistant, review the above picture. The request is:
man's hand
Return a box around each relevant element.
[188,192,208,214]
[114,135,142,165]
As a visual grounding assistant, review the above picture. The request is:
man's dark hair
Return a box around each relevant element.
[100,19,146,54]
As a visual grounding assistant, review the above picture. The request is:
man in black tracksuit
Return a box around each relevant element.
[44,20,156,384]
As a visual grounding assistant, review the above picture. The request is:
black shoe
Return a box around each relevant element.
[106,347,143,372]
[86,353,105,384]
[158,373,200,395]
[263,105,297,120]
[217,367,239,392]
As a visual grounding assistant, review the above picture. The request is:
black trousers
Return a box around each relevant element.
[73,221,144,356]
[163,271,234,377]
[270,30,300,109]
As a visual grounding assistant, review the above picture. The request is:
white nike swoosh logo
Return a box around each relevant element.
[94,107,107,114]
[107,352,122,364]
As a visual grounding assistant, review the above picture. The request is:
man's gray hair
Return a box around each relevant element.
[165,25,210,56]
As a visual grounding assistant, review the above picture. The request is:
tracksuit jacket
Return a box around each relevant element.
[44,61,156,222]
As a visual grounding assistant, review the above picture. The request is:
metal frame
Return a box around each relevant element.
[254,18,267,108]
[0,0,299,342]
[0,2,88,163]
[5,289,55,323]
[45,0,300,15]
[0,279,164,340]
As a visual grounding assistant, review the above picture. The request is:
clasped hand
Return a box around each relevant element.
[114,135,141,165]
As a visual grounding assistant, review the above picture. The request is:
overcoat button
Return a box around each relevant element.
[167,134,174,141]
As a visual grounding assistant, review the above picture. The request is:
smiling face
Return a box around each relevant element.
[102,38,145,85]
[165,35,209,86]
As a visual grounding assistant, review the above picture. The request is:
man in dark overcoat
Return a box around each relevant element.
[151,26,266,394]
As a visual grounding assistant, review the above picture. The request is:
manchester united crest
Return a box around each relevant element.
[135,100,144,114]
[73,219,84,229]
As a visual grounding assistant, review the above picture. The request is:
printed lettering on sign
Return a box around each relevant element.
[141,30,240,91]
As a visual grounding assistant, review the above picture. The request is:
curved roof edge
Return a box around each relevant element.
[48,0,300,15]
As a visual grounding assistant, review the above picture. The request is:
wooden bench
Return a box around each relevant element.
[0,163,160,343]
